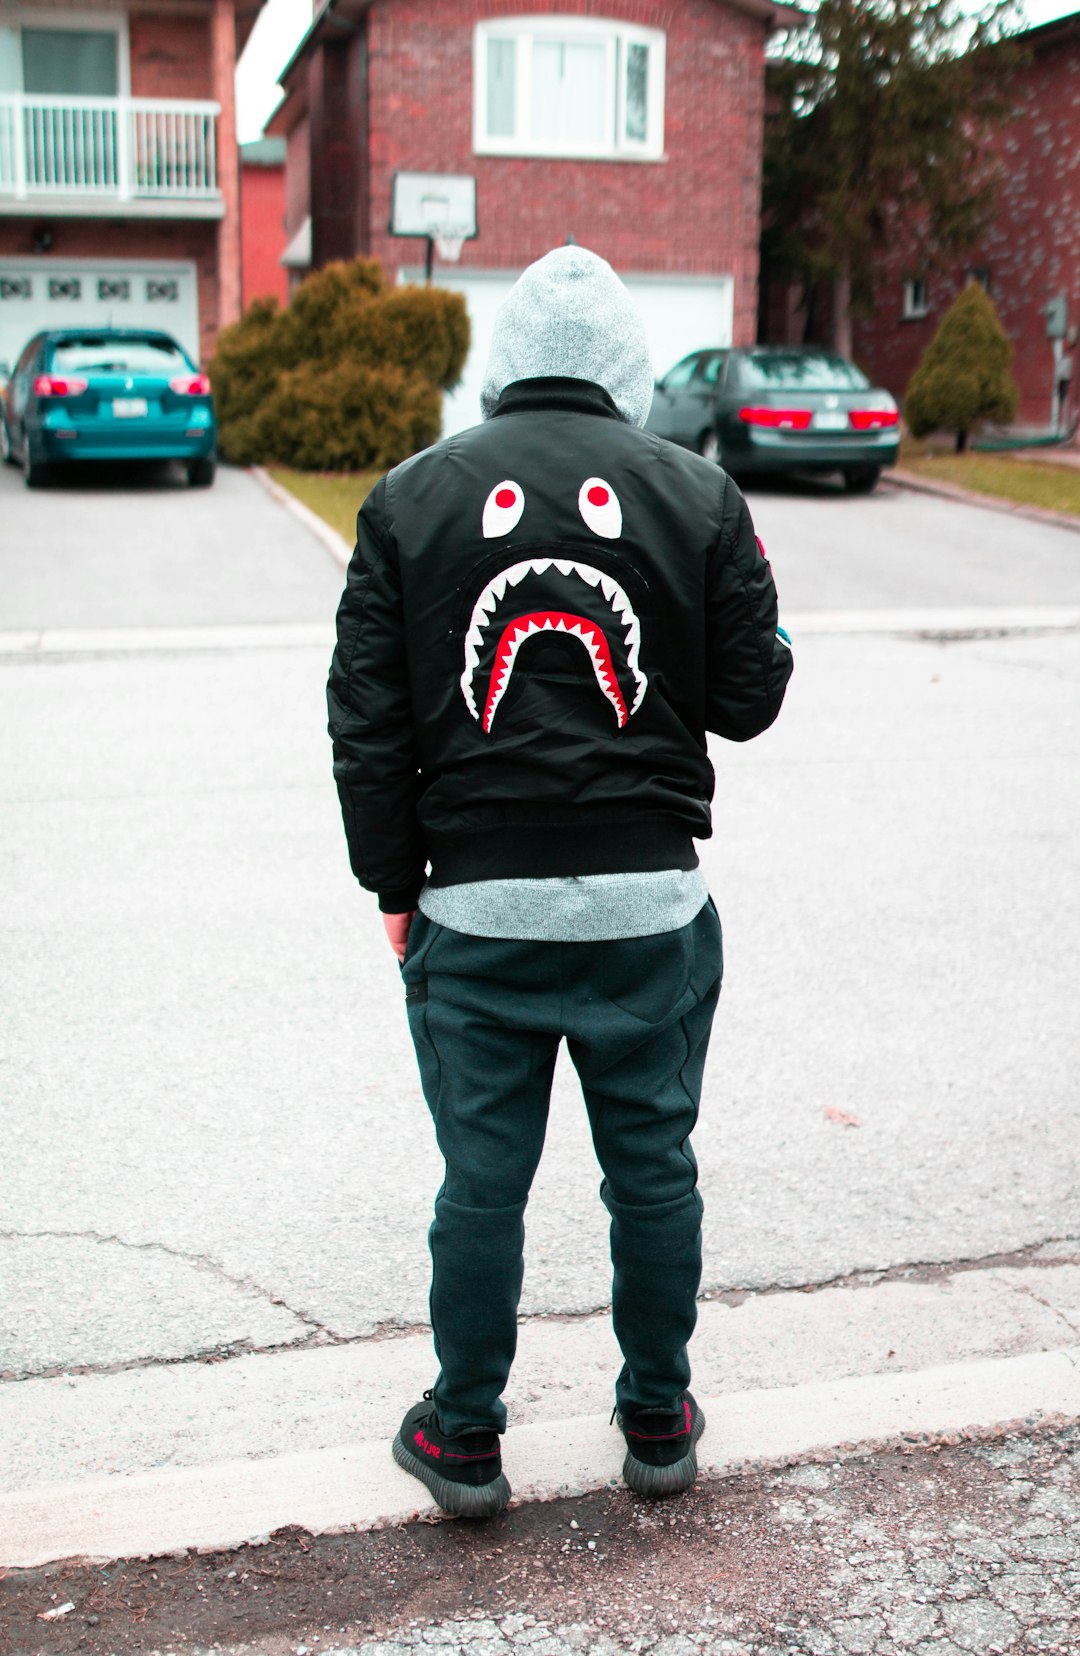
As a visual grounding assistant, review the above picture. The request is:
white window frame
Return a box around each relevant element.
[902,277,929,320]
[473,16,665,162]
[0,11,131,97]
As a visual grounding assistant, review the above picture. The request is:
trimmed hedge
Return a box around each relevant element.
[210,260,469,470]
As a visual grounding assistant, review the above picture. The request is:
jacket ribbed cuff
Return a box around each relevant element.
[377,886,422,914]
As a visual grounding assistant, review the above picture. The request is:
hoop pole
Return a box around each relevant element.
[425,235,434,285]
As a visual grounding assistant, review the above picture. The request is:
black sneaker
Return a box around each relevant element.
[615,1391,705,1497]
[391,1392,511,1518]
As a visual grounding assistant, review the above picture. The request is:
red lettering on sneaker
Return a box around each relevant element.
[414,1427,441,1459]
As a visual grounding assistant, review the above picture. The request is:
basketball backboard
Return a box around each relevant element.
[390,172,478,247]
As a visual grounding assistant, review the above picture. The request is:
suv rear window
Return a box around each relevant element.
[737,352,870,392]
[49,338,190,375]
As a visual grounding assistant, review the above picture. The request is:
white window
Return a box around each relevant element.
[0,11,129,97]
[474,17,665,161]
[902,277,929,320]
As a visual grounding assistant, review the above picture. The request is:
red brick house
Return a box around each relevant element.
[849,11,1080,434]
[240,135,288,309]
[0,1,255,375]
[265,0,788,433]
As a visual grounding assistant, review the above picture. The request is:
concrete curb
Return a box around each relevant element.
[4,1345,1078,1570]
[886,466,1080,536]
[0,622,336,655]
[784,605,1080,635]
[249,465,353,569]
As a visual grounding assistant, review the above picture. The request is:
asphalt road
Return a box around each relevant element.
[1,459,1079,1383]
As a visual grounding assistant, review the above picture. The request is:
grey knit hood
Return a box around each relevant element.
[480,246,655,429]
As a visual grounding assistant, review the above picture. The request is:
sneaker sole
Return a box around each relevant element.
[621,1402,706,1498]
[391,1431,512,1518]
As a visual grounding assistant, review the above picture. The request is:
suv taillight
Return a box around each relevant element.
[849,408,900,430]
[169,373,211,395]
[34,374,88,397]
[738,406,813,430]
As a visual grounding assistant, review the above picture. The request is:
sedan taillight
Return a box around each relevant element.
[169,373,211,395]
[739,406,813,430]
[34,374,88,397]
[849,408,900,430]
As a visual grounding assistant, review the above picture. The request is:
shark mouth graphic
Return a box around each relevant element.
[461,556,648,733]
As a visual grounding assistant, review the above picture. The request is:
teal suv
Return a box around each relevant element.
[0,328,217,488]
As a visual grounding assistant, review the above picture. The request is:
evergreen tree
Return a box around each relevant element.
[762,0,1025,354]
[904,278,1019,450]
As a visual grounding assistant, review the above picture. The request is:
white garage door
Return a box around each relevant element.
[0,259,199,374]
[406,265,734,439]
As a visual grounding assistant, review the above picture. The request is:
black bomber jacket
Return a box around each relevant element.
[327,378,794,912]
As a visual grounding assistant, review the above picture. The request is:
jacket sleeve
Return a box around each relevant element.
[327,477,427,912]
[703,480,793,741]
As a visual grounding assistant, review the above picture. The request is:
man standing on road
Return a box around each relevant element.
[328,247,793,1517]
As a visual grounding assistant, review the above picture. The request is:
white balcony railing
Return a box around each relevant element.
[0,95,219,202]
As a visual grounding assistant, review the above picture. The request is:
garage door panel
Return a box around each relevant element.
[417,267,734,439]
[0,260,199,371]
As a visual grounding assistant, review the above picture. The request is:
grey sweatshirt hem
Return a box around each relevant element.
[417,868,711,943]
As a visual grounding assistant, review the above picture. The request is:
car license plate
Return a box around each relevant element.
[813,410,848,431]
[112,398,148,418]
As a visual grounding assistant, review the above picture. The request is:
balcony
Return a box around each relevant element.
[0,95,223,218]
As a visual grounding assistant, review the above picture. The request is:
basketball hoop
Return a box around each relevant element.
[390,174,477,281]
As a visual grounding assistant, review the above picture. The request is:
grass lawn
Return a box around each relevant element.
[898,443,1080,519]
[267,466,383,546]
[267,449,1080,536]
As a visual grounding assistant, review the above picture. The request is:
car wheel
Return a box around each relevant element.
[24,443,50,489]
[698,429,722,464]
[844,465,881,494]
[187,456,216,488]
[0,416,14,466]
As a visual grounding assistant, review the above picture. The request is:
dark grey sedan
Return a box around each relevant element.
[646,345,900,492]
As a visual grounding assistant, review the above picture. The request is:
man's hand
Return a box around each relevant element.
[383,911,416,963]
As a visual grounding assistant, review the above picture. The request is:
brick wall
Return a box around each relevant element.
[364,0,769,343]
[241,163,289,308]
[129,12,214,101]
[852,19,1080,429]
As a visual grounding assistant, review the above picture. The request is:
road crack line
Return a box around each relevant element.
[0,1227,349,1380]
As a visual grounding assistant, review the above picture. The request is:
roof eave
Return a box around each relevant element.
[721,0,811,31]
[276,0,372,91]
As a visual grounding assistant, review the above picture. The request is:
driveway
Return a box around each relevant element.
[0,458,344,630]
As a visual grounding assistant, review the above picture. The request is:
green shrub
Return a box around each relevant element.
[905,281,1019,453]
[209,259,469,470]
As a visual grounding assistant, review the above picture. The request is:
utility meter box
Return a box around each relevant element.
[1046,293,1068,339]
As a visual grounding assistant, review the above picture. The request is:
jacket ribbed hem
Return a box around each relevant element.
[378,886,424,914]
[425,820,699,889]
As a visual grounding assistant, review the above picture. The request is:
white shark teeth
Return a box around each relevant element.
[463,554,650,725]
